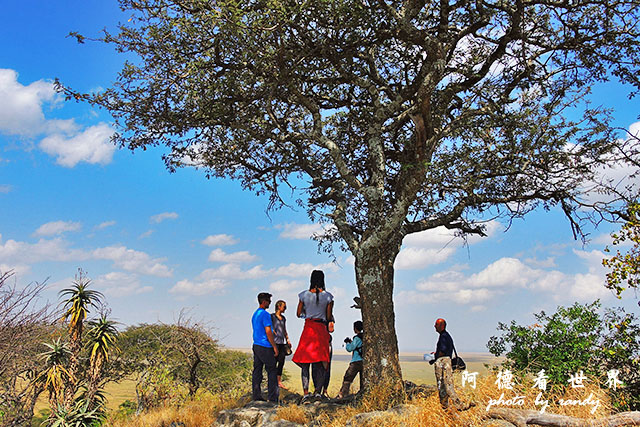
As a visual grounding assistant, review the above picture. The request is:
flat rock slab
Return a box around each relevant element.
[216,401,280,427]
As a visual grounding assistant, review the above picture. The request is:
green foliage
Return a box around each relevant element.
[118,322,252,411]
[600,308,640,411]
[603,202,640,297]
[46,399,104,427]
[37,270,120,420]
[86,315,120,364]
[59,270,104,333]
[488,301,640,410]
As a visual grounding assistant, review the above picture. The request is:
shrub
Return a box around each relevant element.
[487,300,640,410]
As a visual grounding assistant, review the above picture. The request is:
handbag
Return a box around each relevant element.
[284,343,293,356]
[451,342,466,371]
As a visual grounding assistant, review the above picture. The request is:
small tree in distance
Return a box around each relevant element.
[62,0,640,392]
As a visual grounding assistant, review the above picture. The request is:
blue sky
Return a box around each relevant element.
[1,1,639,353]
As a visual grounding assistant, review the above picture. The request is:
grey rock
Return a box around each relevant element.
[403,380,437,399]
[215,401,279,427]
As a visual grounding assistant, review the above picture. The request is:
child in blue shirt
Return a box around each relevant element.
[336,320,363,398]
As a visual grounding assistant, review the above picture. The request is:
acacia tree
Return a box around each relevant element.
[64,0,640,390]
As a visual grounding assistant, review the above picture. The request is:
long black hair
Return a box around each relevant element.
[310,270,325,304]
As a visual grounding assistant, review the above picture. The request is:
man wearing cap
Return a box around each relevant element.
[252,292,279,402]
[430,318,471,410]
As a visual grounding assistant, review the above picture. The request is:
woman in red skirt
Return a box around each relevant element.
[292,270,334,398]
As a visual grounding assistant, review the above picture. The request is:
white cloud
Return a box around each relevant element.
[395,247,457,270]
[197,264,269,281]
[39,123,116,167]
[92,246,172,277]
[568,273,612,301]
[470,257,535,288]
[34,220,82,237]
[270,279,304,292]
[0,234,89,264]
[0,69,117,168]
[272,262,339,278]
[327,286,347,299]
[396,222,502,270]
[0,233,172,280]
[150,212,179,224]
[201,234,238,246]
[278,223,324,240]
[93,271,153,297]
[410,250,613,305]
[138,230,154,239]
[96,220,116,230]
[397,288,495,305]
[572,249,606,272]
[403,222,502,248]
[524,256,557,269]
[208,249,258,263]
[0,263,31,278]
[169,277,229,296]
[0,184,12,194]
[0,69,56,136]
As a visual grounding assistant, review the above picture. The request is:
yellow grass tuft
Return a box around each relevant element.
[274,404,309,424]
[105,394,239,427]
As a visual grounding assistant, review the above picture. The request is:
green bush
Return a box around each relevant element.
[487,301,640,410]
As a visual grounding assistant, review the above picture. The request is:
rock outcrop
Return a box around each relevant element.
[214,382,437,426]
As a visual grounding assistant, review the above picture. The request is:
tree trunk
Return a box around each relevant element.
[354,241,403,395]
[188,356,201,398]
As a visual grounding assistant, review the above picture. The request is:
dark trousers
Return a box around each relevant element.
[339,360,363,396]
[322,344,333,393]
[275,343,287,376]
[300,362,326,393]
[252,344,278,402]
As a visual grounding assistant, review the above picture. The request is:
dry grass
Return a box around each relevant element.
[106,372,616,426]
[274,404,309,424]
[292,373,615,427]
[104,394,239,427]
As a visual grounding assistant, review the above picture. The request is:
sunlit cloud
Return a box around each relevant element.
[39,123,115,167]
[208,249,258,263]
[92,246,172,277]
[33,220,82,237]
[95,220,116,230]
[169,277,229,296]
[278,223,324,240]
[201,234,238,246]
[0,68,115,167]
[150,212,179,224]
[93,271,153,297]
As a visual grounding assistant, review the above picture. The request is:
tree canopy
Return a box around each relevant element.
[64,0,640,389]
